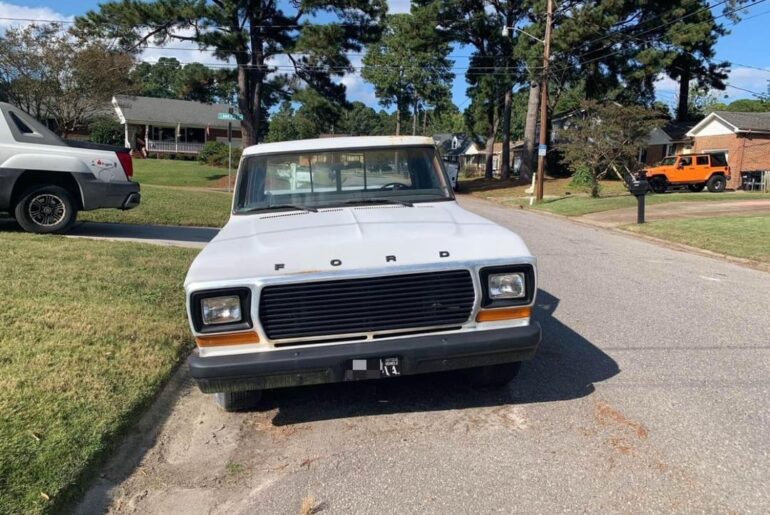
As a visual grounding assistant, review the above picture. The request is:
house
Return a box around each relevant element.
[459,140,523,176]
[112,95,243,156]
[641,121,695,165]
[433,133,472,165]
[686,111,770,189]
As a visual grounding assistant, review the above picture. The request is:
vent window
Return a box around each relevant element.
[9,112,35,134]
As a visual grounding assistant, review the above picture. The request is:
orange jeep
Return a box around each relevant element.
[644,153,731,193]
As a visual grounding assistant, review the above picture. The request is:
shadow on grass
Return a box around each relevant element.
[260,289,619,426]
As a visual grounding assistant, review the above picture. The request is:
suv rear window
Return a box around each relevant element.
[710,153,727,166]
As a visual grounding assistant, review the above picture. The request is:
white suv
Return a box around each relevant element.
[184,136,541,410]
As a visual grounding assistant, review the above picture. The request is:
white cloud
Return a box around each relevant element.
[0,2,72,31]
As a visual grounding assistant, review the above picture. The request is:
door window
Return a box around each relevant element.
[696,156,709,166]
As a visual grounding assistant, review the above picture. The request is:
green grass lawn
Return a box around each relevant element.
[469,178,770,217]
[133,158,228,187]
[79,184,232,227]
[624,215,770,263]
[0,234,199,514]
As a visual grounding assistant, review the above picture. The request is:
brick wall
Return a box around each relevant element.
[693,133,770,189]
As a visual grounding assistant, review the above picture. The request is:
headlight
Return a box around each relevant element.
[201,295,242,325]
[488,272,526,299]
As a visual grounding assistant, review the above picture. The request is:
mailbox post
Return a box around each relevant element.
[627,171,649,224]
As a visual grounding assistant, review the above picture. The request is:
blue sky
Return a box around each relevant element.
[2,0,769,113]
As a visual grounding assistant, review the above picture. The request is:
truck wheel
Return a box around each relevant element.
[688,183,706,192]
[14,185,77,234]
[465,362,522,388]
[707,175,726,193]
[214,390,263,412]
[649,176,667,194]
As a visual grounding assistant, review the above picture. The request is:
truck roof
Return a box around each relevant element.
[242,136,435,157]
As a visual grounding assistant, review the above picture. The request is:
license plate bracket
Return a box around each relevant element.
[344,356,401,381]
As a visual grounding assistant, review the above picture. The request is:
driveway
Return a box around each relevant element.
[0,218,218,248]
[76,196,770,514]
[578,198,770,227]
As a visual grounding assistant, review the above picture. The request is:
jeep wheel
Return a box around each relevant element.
[214,390,263,412]
[465,362,522,388]
[688,183,706,192]
[707,175,726,193]
[649,176,667,194]
[14,185,77,234]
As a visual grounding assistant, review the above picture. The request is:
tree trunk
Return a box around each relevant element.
[500,88,513,180]
[520,81,539,182]
[422,109,428,135]
[484,106,499,180]
[395,106,401,136]
[412,100,418,136]
[676,64,691,122]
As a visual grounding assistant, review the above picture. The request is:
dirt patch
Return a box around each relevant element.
[595,401,649,440]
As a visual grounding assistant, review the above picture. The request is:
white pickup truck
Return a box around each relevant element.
[0,102,140,233]
[184,136,541,411]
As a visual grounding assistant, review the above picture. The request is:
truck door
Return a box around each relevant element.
[674,155,694,183]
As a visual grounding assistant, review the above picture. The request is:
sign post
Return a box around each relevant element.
[218,111,244,193]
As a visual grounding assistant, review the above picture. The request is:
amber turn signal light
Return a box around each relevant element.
[195,331,259,347]
[476,306,532,322]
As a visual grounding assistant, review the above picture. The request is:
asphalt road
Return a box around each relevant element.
[76,196,770,515]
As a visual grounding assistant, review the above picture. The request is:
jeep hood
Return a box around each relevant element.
[185,201,533,286]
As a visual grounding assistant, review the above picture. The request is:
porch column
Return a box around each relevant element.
[124,124,129,149]
[145,124,149,157]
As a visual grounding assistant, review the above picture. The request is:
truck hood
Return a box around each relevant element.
[185,201,533,286]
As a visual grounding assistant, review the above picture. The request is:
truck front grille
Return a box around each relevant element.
[259,270,475,340]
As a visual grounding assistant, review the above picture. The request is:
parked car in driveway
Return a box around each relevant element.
[184,136,542,411]
[643,153,731,193]
[0,102,140,233]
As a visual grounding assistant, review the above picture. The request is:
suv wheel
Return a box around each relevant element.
[649,176,667,194]
[688,183,706,192]
[214,390,263,411]
[465,362,522,388]
[707,175,726,193]
[14,185,77,234]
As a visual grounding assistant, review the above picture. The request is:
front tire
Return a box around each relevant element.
[214,390,263,412]
[465,362,522,388]
[707,175,726,193]
[14,185,77,234]
[649,176,667,194]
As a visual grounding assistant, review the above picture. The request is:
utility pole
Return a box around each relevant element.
[535,0,553,201]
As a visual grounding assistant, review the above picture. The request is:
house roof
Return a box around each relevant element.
[112,95,234,128]
[687,111,770,136]
[661,121,696,141]
[243,136,435,156]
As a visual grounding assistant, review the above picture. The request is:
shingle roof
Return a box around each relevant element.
[661,121,695,141]
[113,95,234,128]
[714,111,770,132]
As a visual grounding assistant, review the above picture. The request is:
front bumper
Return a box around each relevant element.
[188,323,542,393]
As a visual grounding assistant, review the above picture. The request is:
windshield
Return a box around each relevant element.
[234,146,452,213]
[659,157,677,166]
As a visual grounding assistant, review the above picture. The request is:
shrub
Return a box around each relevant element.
[198,141,242,167]
[88,116,124,146]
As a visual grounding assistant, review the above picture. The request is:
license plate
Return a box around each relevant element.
[344,357,401,381]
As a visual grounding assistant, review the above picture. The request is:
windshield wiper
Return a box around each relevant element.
[243,204,318,214]
[339,198,414,207]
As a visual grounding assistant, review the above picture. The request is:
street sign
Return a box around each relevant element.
[538,144,547,157]
[218,112,244,121]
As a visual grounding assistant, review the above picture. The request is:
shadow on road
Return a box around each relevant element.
[265,289,619,426]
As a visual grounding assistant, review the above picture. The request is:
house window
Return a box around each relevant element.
[451,137,459,150]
